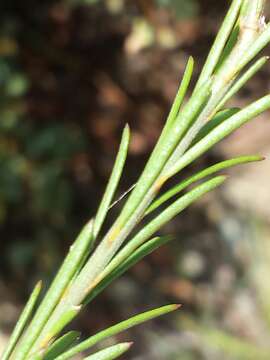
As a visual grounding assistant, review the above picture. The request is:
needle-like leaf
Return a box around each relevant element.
[37,306,81,353]
[217,56,269,111]
[190,108,239,147]
[1,281,42,360]
[55,304,180,360]
[44,331,80,360]
[93,125,130,239]
[160,56,194,138]
[214,24,240,73]
[109,77,213,235]
[94,176,226,287]
[236,22,270,74]
[7,3,270,359]
[165,94,270,179]
[83,342,133,360]
[85,235,172,304]
[146,155,263,215]
[13,220,93,360]
[65,79,214,305]
[195,0,243,90]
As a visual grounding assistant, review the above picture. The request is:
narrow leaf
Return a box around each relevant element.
[85,236,172,304]
[12,220,93,360]
[38,306,81,352]
[235,22,270,75]
[214,24,240,73]
[195,0,243,89]
[165,94,270,179]
[113,77,213,233]
[44,331,80,360]
[161,56,194,138]
[95,176,226,286]
[83,342,132,360]
[146,155,263,215]
[55,304,180,360]
[29,352,45,360]
[240,0,265,24]
[190,108,239,147]
[162,78,213,171]
[1,281,42,360]
[216,56,269,111]
[93,125,130,239]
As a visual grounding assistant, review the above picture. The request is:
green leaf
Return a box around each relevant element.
[216,56,269,111]
[28,352,45,360]
[160,56,194,140]
[55,304,180,360]
[114,77,212,233]
[235,22,270,75]
[12,220,93,360]
[95,176,226,286]
[1,281,42,360]
[83,342,132,360]
[146,155,263,216]
[93,125,130,239]
[240,0,265,22]
[195,0,243,90]
[190,108,239,147]
[85,235,172,304]
[214,24,240,73]
[37,307,81,353]
[44,331,80,360]
[72,78,214,300]
[151,56,194,170]
[165,94,270,179]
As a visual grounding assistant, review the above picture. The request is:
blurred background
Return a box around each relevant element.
[1,0,270,359]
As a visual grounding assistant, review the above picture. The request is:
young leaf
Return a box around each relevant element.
[1,281,42,360]
[44,331,80,360]
[190,108,239,147]
[12,220,93,360]
[216,56,269,111]
[93,125,130,239]
[55,304,180,360]
[37,306,81,353]
[235,22,270,75]
[68,78,214,307]
[165,94,270,179]
[112,77,213,233]
[85,235,172,304]
[146,155,263,215]
[195,0,243,89]
[94,176,226,287]
[214,24,240,73]
[160,56,194,139]
[83,342,133,360]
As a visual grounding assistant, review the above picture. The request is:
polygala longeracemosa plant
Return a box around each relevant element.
[2,0,270,359]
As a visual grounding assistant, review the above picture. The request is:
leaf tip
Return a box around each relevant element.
[36,280,43,290]
[221,174,229,180]
[124,123,130,134]
[188,55,195,67]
